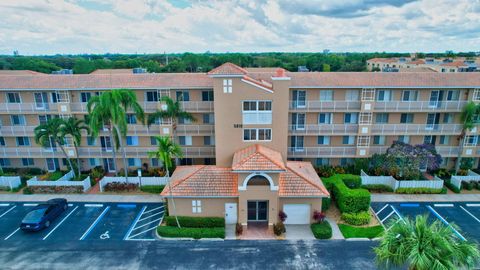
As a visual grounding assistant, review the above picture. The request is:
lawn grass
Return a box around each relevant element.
[140,185,165,194]
[338,224,384,239]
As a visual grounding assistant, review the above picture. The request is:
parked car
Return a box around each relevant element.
[20,198,68,231]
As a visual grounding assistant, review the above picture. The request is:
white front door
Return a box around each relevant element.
[225,203,237,224]
[283,204,310,224]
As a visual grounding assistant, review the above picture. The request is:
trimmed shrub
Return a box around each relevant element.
[273,222,286,236]
[311,221,332,239]
[104,182,139,192]
[322,174,370,213]
[342,175,361,189]
[321,197,331,211]
[341,211,371,226]
[444,180,461,193]
[462,181,474,191]
[395,187,444,194]
[157,226,224,239]
[140,185,165,194]
[164,216,225,228]
[338,224,384,239]
[361,184,394,193]
[23,187,33,194]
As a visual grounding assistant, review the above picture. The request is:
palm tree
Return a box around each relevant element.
[61,117,89,178]
[147,96,196,163]
[148,136,183,228]
[34,118,74,174]
[375,215,480,270]
[455,102,480,173]
[87,89,145,181]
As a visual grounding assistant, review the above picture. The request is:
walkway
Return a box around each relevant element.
[0,194,163,203]
[372,193,480,202]
[325,217,344,240]
[86,182,100,194]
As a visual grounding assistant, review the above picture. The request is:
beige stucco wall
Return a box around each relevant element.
[166,197,238,218]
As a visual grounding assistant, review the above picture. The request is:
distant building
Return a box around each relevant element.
[297,66,309,72]
[367,56,479,73]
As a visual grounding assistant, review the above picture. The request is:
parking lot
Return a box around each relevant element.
[0,202,164,242]
[371,201,480,242]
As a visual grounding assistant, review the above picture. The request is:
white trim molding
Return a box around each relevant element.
[238,172,279,191]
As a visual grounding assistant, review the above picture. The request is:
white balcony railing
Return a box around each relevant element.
[78,146,215,158]
[0,147,62,158]
[0,103,60,113]
[288,124,358,135]
[289,101,361,111]
[371,124,462,135]
[374,101,467,112]
[176,125,215,135]
[288,147,357,157]
[69,101,214,113]
[0,125,36,136]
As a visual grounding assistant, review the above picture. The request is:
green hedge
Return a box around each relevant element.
[341,211,371,226]
[157,226,224,239]
[444,180,461,193]
[342,176,361,189]
[338,224,384,239]
[311,221,332,239]
[321,197,331,211]
[361,184,393,193]
[164,216,225,228]
[395,187,446,194]
[322,174,370,213]
[140,185,165,194]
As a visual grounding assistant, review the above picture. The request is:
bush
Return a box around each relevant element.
[140,185,165,194]
[462,181,474,191]
[361,184,394,193]
[321,197,331,211]
[341,211,371,226]
[273,222,286,236]
[311,221,332,239]
[313,210,326,223]
[338,224,384,239]
[278,211,287,223]
[90,166,105,181]
[395,187,445,194]
[164,216,225,228]
[444,180,461,193]
[342,175,361,189]
[23,187,33,194]
[103,182,139,192]
[322,174,370,213]
[235,223,243,236]
[39,171,64,181]
[29,186,83,194]
[157,226,224,239]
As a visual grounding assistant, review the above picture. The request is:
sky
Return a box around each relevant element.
[0,0,479,55]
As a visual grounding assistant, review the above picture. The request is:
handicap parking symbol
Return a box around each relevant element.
[100,231,110,240]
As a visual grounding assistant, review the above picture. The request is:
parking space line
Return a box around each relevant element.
[42,206,79,240]
[4,228,20,240]
[68,204,73,207]
[460,206,480,223]
[127,226,157,239]
[466,204,480,207]
[0,203,10,207]
[426,205,466,241]
[143,206,164,215]
[84,204,103,207]
[23,203,38,207]
[434,204,454,207]
[138,211,163,222]
[79,206,110,240]
[375,204,389,215]
[132,217,162,231]
[0,205,16,218]
[399,203,419,207]
[123,206,147,240]
[118,204,136,208]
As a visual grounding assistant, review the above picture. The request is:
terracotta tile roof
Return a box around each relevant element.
[232,145,286,171]
[279,162,329,197]
[0,73,212,90]
[207,62,248,76]
[397,67,437,73]
[90,69,133,74]
[440,61,468,67]
[245,67,282,73]
[241,75,273,91]
[289,72,480,87]
[0,70,45,75]
[406,60,425,65]
[161,166,238,197]
[367,58,398,63]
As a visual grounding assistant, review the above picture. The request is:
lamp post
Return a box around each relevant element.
[137,168,142,188]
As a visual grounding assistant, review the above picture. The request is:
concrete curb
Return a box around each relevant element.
[0,194,164,203]
[345,238,371,241]
[371,193,480,202]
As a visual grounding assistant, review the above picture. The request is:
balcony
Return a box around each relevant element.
[288,147,357,158]
[0,103,59,113]
[289,101,361,111]
[371,124,462,135]
[78,146,215,158]
[374,101,467,112]
[370,146,460,157]
[0,147,62,158]
[0,125,35,136]
[179,101,214,112]
[176,125,215,135]
[69,101,214,114]
[289,124,358,135]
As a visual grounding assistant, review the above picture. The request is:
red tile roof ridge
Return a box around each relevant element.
[286,161,329,195]
[241,75,273,91]
[255,145,286,170]
[207,62,248,75]
[232,145,285,171]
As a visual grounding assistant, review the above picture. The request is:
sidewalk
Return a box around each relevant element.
[372,193,480,202]
[325,217,344,240]
[0,194,163,203]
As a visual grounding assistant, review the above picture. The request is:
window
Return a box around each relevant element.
[398,135,410,144]
[243,129,256,141]
[402,90,418,101]
[376,90,392,101]
[204,158,214,165]
[6,93,21,103]
[202,90,214,101]
[319,90,333,101]
[0,137,5,146]
[127,158,141,167]
[126,114,137,124]
[11,115,26,126]
[151,158,161,167]
[150,136,157,145]
[342,136,355,145]
[318,113,333,124]
[0,158,11,167]
[345,90,359,101]
[291,136,304,151]
[22,158,34,166]
[243,129,271,141]
[204,136,215,146]
[400,113,414,124]
[315,158,329,166]
[46,158,58,171]
[203,113,214,124]
[80,92,92,103]
[51,92,58,103]
[242,101,272,125]
[424,135,434,144]
[464,135,478,146]
[243,101,271,111]
[179,158,193,165]
[179,136,192,146]
[292,90,306,108]
[443,113,454,124]
[87,136,96,146]
[317,136,330,145]
[178,117,192,124]
[176,91,190,101]
[89,158,100,166]
[192,200,202,213]
[375,113,389,124]
[373,135,386,145]
[145,91,158,102]
[126,136,139,146]
[439,135,449,145]
[38,115,52,125]
[16,137,30,146]
[344,113,358,124]
[291,113,305,130]
[340,158,353,166]
[446,90,459,101]
[258,129,272,141]
[223,79,232,93]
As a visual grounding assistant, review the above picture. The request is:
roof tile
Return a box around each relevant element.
[232,145,285,171]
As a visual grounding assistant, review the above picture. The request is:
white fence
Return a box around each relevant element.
[0,176,22,190]
[361,170,444,191]
[26,170,91,192]
[450,170,480,190]
[99,176,169,192]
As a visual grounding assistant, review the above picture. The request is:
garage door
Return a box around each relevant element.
[283,204,310,224]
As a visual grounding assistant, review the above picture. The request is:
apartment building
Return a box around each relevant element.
[367,56,479,72]
[1,62,480,174]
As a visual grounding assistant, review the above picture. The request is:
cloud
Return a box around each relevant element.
[0,0,478,54]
